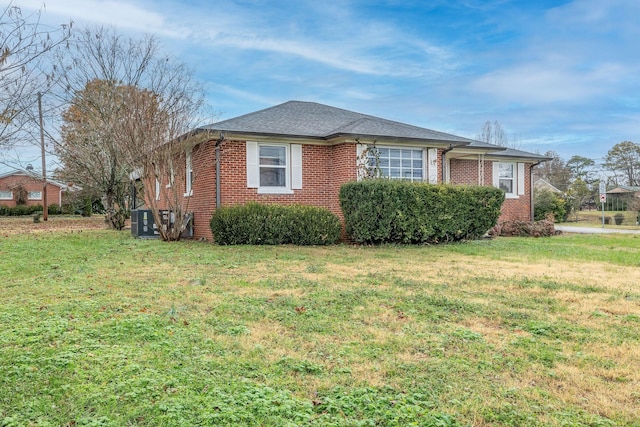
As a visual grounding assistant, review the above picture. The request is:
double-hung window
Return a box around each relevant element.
[493,161,525,198]
[246,142,302,194]
[0,190,12,200]
[498,163,514,194]
[259,145,287,187]
[368,147,424,181]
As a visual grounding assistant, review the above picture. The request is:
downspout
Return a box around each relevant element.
[215,133,225,209]
[530,160,542,221]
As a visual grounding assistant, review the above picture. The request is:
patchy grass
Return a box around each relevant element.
[0,226,639,426]
[0,215,107,236]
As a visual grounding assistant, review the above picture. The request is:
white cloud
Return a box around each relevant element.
[18,0,189,38]
[19,0,457,78]
[470,61,631,104]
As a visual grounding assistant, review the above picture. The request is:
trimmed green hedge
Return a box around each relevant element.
[339,180,504,244]
[0,204,62,216]
[210,202,341,245]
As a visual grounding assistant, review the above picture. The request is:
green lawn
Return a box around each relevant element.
[1,228,639,426]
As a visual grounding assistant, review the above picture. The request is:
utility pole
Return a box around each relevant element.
[38,92,48,221]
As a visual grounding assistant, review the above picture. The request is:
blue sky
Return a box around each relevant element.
[5,0,640,172]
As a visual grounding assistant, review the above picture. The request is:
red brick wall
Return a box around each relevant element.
[449,158,532,222]
[155,142,535,241]
[181,140,358,241]
[0,174,63,208]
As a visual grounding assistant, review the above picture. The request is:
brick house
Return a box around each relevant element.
[0,170,70,208]
[152,101,548,241]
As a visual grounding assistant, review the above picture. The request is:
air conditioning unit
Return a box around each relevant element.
[131,210,193,239]
[130,209,160,238]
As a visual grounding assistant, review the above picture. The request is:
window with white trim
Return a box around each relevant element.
[28,191,42,200]
[260,145,287,187]
[185,150,193,196]
[493,161,525,198]
[246,142,302,194]
[0,190,12,200]
[498,163,514,194]
[368,147,424,181]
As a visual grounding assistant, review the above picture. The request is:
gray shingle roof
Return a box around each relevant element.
[198,100,547,161]
[200,101,475,144]
[488,147,551,161]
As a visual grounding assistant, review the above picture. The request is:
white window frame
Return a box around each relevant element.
[367,146,425,182]
[184,149,193,196]
[0,190,13,200]
[246,142,302,194]
[28,191,42,200]
[259,144,289,191]
[155,179,161,201]
[493,161,525,199]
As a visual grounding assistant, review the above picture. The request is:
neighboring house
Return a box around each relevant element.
[153,101,549,241]
[0,170,71,208]
[606,186,640,196]
[534,178,563,194]
[606,186,640,210]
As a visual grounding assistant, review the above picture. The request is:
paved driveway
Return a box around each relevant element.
[555,225,640,234]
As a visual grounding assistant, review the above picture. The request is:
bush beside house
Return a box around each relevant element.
[339,180,504,244]
[534,189,567,222]
[210,202,341,245]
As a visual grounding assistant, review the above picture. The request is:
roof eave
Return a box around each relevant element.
[325,132,472,147]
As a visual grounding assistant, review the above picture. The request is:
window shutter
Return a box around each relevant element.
[246,141,259,188]
[427,148,438,183]
[492,162,500,187]
[291,144,303,189]
[517,163,525,195]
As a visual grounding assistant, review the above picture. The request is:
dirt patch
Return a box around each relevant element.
[0,215,110,236]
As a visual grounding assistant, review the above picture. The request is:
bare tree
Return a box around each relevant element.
[0,2,70,151]
[477,120,520,149]
[53,26,209,239]
[117,82,211,241]
[534,150,572,192]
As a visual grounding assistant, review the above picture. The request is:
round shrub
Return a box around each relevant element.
[210,202,341,245]
[534,189,567,222]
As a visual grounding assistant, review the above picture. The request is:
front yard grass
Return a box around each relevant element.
[1,227,639,426]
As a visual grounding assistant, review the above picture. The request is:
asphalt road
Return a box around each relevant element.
[555,225,640,234]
